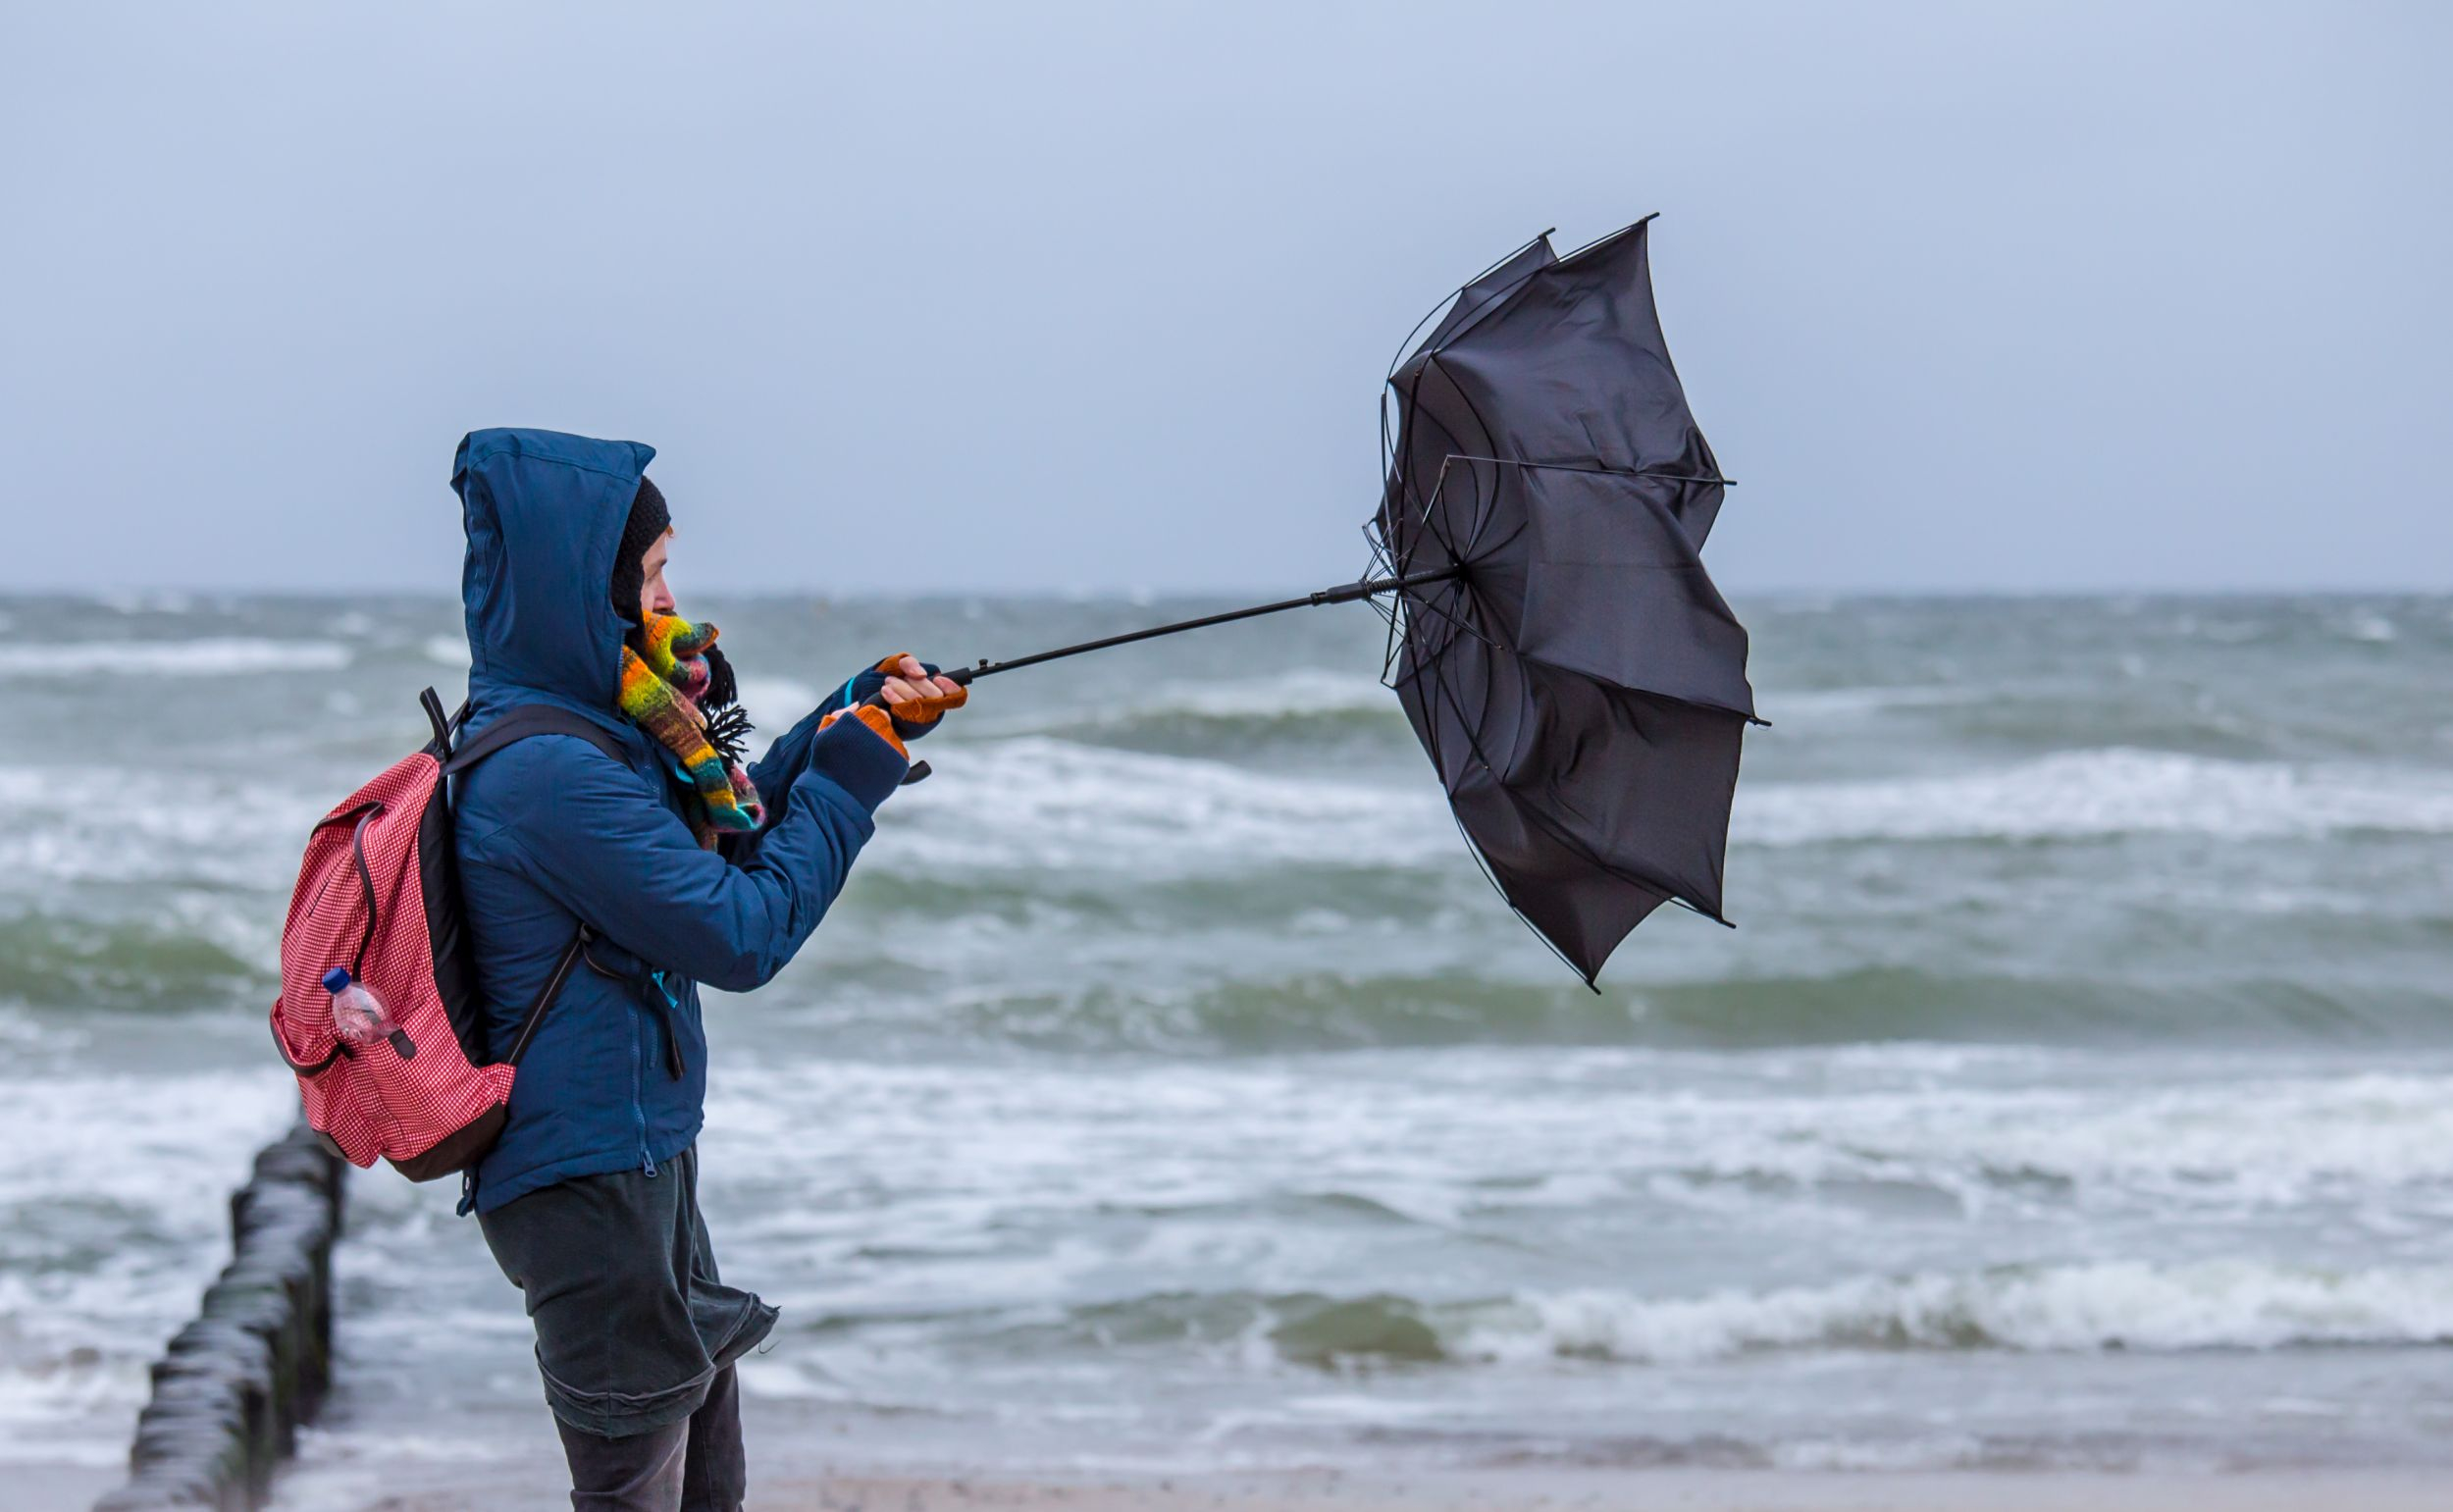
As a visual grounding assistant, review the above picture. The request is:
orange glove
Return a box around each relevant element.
[817,704,908,760]
[871,653,967,738]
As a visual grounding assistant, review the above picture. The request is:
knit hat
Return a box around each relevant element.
[609,476,670,626]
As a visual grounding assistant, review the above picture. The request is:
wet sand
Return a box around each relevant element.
[244,1396,2453,1512]
[762,1469,2452,1511]
[256,1459,2453,1512]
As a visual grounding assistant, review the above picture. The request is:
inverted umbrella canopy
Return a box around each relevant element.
[1370,217,1756,982]
[876,216,1753,984]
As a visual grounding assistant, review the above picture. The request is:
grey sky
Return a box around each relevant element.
[3,2,2444,595]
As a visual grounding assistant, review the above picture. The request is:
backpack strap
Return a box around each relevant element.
[440,703,630,774]
[506,924,594,1068]
[418,687,467,749]
[432,698,635,1065]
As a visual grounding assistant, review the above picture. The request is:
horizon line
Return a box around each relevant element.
[13,582,2453,603]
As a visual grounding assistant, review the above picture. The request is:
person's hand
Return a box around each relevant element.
[872,653,966,739]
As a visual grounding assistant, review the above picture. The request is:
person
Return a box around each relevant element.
[444,428,965,1511]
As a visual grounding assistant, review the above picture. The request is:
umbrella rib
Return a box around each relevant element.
[1415,452,1479,572]
[1397,569,1508,661]
[1386,369,1442,570]
[1439,447,1514,569]
[1361,531,1411,687]
[1383,228,1556,382]
[1549,212,1658,270]
[1423,366,1509,558]
[1398,417,1487,591]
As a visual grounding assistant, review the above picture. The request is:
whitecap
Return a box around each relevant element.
[874,736,1453,874]
[1763,685,1983,721]
[2343,612,2398,644]
[1737,748,2453,846]
[1463,1259,2453,1364]
[0,639,351,678]
[0,1068,295,1444]
[0,765,322,887]
[1126,668,1393,720]
[1772,1434,1988,1471]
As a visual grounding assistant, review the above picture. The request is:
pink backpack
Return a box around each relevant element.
[269,690,625,1180]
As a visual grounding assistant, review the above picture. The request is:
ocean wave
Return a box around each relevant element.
[878,737,1454,874]
[962,669,1408,752]
[1466,1261,2453,1363]
[0,638,351,678]
[969,1261,2453,1371]
[887,739,2453,877]
[713,1049,2453,1227]
[0,767,320,890]
[0,1068,294,1440]
[2337,611,2398,644]
[1739,748,2453,846]
[1122,670,1396,719]
[1766,685,1987,720]
[1624,1067,2453,1211]
[0,912,268,1012]
[779,958,2453,1054]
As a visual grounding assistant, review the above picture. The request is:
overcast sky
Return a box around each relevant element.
[2,2,2444,595]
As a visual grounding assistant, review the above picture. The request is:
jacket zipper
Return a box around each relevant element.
[651,970,685,1078]
[629,999,655,1177]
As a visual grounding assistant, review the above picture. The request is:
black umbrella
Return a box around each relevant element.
[882,217,1755,983]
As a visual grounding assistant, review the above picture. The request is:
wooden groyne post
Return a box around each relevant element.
[92,1121,345,1511]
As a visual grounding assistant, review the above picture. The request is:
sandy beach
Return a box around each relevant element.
[775,1469,2453,1512]
[262,1463,2453,1512]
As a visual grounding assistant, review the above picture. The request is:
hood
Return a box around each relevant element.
[452,428,655,726]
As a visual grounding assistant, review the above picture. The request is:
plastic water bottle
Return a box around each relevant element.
[323,967,398,1047]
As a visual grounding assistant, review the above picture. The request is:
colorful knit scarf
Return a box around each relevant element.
[618,612,763,847]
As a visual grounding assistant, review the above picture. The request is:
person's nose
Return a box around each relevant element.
[652,583,677,614]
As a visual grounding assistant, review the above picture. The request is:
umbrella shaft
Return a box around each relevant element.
[934,566,1460,687]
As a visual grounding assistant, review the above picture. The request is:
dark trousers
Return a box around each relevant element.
[479,1146,777,1512]
[553,1361,746,1512]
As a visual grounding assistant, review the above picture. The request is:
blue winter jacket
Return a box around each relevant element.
[448,428,908,1216]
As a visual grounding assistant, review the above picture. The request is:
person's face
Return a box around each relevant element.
[639,528,676,621]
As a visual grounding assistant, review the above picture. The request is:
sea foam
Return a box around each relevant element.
[1739,747,2453,846]
[880,736,1454,874]
[1465,1260,2453,1363]
[1,639,352,678]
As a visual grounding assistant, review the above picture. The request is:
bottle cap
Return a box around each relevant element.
[321,967,353,994]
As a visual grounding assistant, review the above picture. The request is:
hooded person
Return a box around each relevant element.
[445,428,965,1511]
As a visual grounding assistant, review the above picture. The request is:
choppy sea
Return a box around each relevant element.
[5,591,2452,1492]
